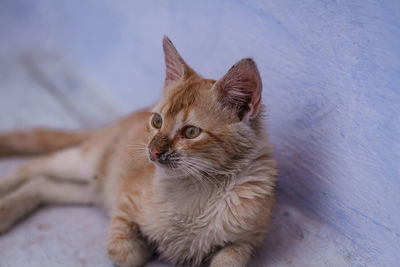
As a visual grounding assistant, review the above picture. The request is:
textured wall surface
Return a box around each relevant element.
[0,1,399,266]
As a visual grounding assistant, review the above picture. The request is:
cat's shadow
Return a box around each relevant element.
[249,96,336,266]
[249,201,311,266]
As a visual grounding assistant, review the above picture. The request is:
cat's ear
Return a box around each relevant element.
[163,36,194,87]
[214,58,262,121]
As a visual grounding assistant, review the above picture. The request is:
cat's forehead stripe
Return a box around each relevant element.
[170,111,185,136]
[164,78,216,119]
[165,81,199,119]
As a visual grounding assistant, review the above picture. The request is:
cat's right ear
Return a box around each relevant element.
[163,36,194,88]
[213,58,262,121]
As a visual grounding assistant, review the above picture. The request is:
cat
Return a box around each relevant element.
[0,37,277,267]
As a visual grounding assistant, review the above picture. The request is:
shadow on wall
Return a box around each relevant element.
[251,94,341,266]
[274,92,337,218]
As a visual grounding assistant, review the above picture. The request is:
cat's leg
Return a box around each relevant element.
[209,243,253,267]
[107,195,151,267]
[0,176,95,234]
[0,146,97,198]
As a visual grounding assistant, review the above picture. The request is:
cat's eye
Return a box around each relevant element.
[183,126,201,139]
[151,113,163,129]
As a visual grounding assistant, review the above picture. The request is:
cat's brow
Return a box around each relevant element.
[166,86,198,119]
[162,78,216,121]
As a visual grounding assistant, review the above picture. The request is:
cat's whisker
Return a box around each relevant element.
[183,157,230,177]
[178,159,220,186]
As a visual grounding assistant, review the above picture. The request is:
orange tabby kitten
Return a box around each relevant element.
[0,37,276,267]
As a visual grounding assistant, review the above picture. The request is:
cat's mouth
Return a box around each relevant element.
[148,150,179,168]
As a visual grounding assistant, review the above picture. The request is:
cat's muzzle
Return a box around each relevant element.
[148,149,178,168]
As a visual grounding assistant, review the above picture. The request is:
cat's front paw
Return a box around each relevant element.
[107,235,151,267]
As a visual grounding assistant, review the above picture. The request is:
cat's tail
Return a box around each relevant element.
[0,128,93,157]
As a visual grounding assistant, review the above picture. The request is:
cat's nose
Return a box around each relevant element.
[149,134,171,162]
[149,147,163,161]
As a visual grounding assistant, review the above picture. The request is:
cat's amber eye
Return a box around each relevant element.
[183,126,201,139]
[151,113,163,129]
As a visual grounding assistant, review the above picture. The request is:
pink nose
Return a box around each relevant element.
[149,147,160,161]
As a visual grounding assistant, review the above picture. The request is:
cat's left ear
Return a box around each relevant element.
[213,58,262,121]
[163,36,195,88]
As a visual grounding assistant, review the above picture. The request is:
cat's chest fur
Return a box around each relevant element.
[139,179,236,265]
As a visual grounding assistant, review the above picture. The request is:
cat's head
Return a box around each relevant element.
[147,37,264,178]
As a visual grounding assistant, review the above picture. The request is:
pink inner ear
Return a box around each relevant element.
[216,58,262,120]
[163,37,185,87]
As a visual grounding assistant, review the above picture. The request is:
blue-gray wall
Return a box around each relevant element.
[1,1,399,266]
